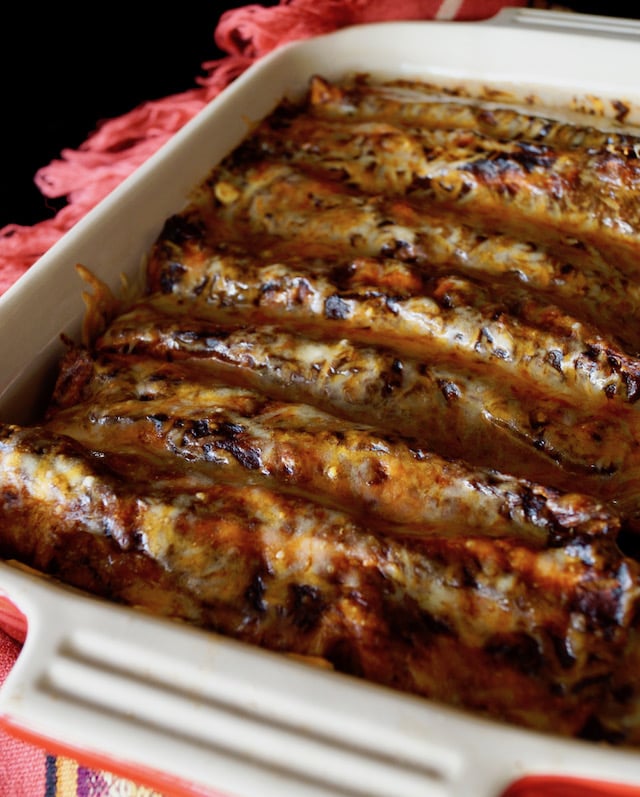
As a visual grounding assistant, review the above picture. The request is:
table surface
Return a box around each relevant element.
[1,2,638,230]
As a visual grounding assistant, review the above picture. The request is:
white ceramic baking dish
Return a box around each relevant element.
[2,8,640,796]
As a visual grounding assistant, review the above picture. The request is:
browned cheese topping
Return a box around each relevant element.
[3,74,640,745]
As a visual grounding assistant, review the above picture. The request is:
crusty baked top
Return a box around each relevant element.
[3,73,640,745]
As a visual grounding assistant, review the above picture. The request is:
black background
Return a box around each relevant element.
[1,2,636,229]
[1,4,247,228]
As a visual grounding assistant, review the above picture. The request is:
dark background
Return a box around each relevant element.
[1,4,248,228]
[1,2,636,229]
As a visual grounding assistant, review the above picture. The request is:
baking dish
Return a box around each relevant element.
[2,7,640,796]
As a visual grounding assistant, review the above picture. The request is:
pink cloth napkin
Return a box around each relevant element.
[0,2,530,795]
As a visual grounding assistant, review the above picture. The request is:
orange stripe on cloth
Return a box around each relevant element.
[53,758,77,795]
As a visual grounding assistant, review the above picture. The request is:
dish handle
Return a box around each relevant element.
[486,6,640,39]
[0,562,466,797]
[1,562,640,797]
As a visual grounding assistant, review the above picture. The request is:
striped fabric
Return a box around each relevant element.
[44,758,161,797]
